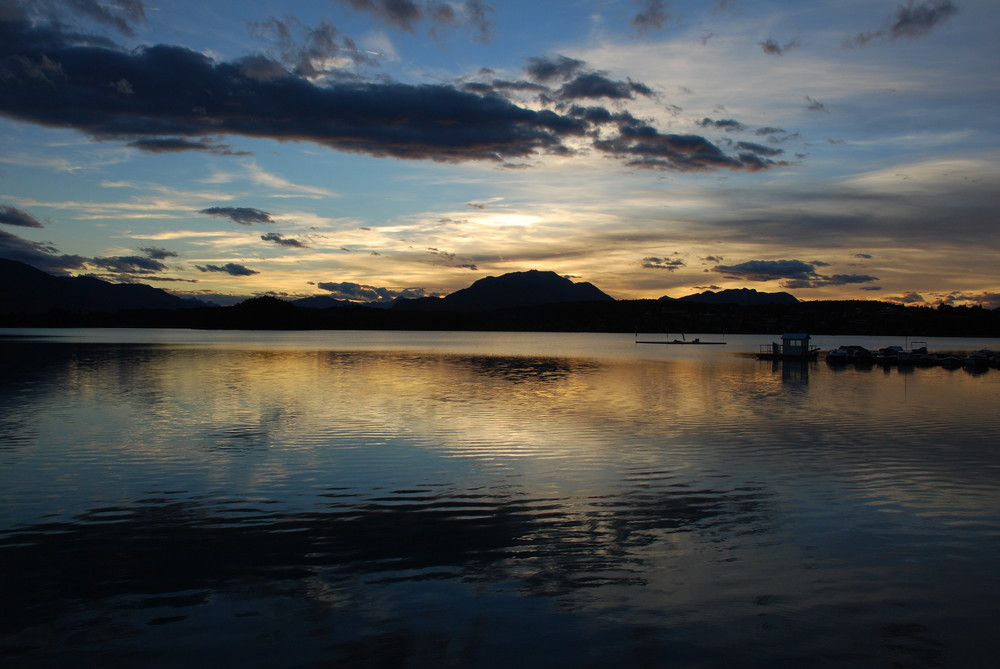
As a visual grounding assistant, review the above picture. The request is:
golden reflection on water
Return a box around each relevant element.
[2,338,1000,667]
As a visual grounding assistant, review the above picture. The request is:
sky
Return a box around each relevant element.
[1,0,998,307]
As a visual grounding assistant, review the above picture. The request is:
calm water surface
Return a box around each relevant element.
[2,329,999,668]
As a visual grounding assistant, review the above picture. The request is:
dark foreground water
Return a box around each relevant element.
[2,329,999,668]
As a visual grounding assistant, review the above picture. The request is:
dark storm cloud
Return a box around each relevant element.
[261,232,308,248]
[0,204,44,228]
[525,55,587,83]
[849,0,959,46]
[0,228,87,274]
[317,280,427,302]
[595,125,781,172]
[854,253,873,259]
[201,207,275,226]
[699,118,745,132]
[642,256,685,271]
[714,259,879,289]
[196,263,259,276]
[632,0,670,31]
[336,0,493,41]
[0,13,581,164]
[90,255,167,274]
[759,37,800,55]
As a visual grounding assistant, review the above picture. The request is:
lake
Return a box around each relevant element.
[2,328,999,668]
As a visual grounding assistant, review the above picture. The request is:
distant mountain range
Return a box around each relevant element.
[2,259,996,337]
[0,258,203,314]
[0,259,800,316]
[661,287,799,306]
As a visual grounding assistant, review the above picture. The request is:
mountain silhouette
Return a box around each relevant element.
[661,287,798,306]
[395,269,614,312]
[0,258,203,314]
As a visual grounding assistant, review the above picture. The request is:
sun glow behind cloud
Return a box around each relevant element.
[0,0,995,306]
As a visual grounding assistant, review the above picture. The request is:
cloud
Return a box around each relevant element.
[261,232,308,248]
[249,17,380,78]
[714,259,817,282]
[783,274,880,289]
[556,73,654,101]
[525,54,587,83]
[196,263,259,276]
[90,255,167,274]
[465,197,502,209]
[642,256,685,271]
[632,0,670,31]
[735,141,784,157]
[317,280,427,302]
[335,0,493,42]
[0,204,44,228]
[0,15,581,164]
[26,0,146,37]
[138,246,179,260]
[127,138,247,155]
[936,291,1000,309]
[200,207,275,226]
[594,125,782,172]
[854,253,873,259]
[714,259,880,289]
[0,7,791,182]
[699,118,746,132]
[804,96,827,112]
[0,229,87,274]
[759,37,801,55]
[426,247,477,269]
[849,0,959,46]
[886,291,926,304]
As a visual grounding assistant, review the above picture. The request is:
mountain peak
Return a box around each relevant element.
[662,287,799,305]
[396,269,614,312]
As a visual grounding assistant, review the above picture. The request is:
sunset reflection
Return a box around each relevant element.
[2,336,999,667]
